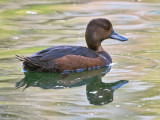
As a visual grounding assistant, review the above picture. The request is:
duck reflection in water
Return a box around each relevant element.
[16,66,128,105]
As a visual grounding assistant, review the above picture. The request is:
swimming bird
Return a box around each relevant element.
[16,18,128,73]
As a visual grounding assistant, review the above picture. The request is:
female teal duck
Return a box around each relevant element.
[16,18,128,73]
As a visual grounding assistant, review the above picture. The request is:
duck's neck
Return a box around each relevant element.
[85,34,112,63]
[85,35,104,52]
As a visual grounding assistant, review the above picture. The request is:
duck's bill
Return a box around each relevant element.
[110,30,128,41]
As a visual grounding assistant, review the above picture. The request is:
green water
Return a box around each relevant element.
[0,0,160,120]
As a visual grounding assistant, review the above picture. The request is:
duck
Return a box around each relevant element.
[16,18,128,73]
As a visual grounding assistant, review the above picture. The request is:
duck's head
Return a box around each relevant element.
[85,18,128,51]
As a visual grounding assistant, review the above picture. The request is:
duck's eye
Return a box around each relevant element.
[103,25,109,30]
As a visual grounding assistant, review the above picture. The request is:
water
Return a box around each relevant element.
[0,0,160,119]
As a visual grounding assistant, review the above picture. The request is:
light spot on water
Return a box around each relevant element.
[115,105,120,107]
[98,96,103,98]
[89,91,98,94]
[141,96,160,101]
[13,36,19,40]
[90,113,94,116]
[55,85,64,88]
[26,11,37,15]
[104,88,110,91]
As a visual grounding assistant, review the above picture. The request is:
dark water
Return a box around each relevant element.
[0,0,160,120]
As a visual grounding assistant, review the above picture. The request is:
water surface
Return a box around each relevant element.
[0,0,160,120]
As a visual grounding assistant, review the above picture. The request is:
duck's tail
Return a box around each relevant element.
[16,55,41,71]
[16,55,38,66]
[15,55,59,72]
[15,55,26,61]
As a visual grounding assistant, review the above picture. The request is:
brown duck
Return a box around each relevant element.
[16,18,128,73]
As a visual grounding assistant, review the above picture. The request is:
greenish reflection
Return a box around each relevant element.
[16,66,128,105]
[87,78,128,105]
